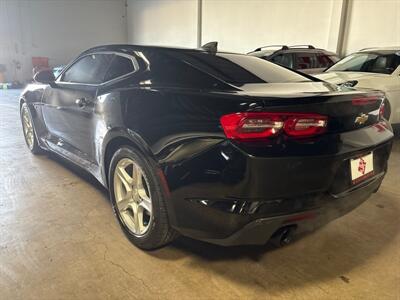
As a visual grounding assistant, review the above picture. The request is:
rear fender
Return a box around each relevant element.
[101,128,154,187]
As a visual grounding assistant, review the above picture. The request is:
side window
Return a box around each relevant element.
[371,54,400,74]
[62,54,113,84]
[295,53,316,70]
[270,53,293,68]
[104,55,136,82]
[142,51,223,88]
[317,54,334,68]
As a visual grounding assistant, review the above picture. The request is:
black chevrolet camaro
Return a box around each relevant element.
[20,44,394,249]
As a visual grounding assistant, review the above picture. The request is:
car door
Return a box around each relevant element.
[41,53,114,166]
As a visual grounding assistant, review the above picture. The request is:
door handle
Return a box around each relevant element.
[75,98,88,108]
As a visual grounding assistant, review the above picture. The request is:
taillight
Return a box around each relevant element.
[284,116,327,137]
[220,113,283,139]
[220,112,327,141]
[352,96,379,106]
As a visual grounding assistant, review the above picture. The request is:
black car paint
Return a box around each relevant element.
[21,45,394,246]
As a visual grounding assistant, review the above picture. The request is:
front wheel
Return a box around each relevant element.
[20,102,42,154]
[108,146,177,250]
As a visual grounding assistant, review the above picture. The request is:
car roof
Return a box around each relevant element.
[358,47,400,55]
[248,47,337,57]
[80,44,240,57]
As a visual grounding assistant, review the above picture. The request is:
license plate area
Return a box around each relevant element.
[350,152,374,185]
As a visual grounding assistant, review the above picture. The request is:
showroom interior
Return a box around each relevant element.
[0,0,399,299]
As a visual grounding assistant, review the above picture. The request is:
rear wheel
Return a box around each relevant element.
[108,146,177,249]
[20,102,42,154]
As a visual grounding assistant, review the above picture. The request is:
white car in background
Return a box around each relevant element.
[314,47,400,130]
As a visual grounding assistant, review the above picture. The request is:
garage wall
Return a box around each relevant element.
[344,0,400,54]
[127,0,342,52]
[127,0,198,47]
[2,0,398,83]
[0,0,127,83]
[202,0,341,53]
[127,0,400,55]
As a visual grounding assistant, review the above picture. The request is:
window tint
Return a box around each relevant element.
[62,54,113,84]
[190,53,264,84]
[178,52,310,85]
[141,51,223,88]
[270,53,293,68]
[104,55,135,82]
[295,53,316,69]
[140,51,310,88]
[328,53,400,74]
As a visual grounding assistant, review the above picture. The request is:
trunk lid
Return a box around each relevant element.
[235,82,385,133]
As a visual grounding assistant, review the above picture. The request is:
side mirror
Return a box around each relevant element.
[33,69,55,84]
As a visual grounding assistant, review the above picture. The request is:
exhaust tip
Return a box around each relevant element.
[270,225,297,247]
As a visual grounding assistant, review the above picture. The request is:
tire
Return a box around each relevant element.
[108,146,178,250]
[20,102,42,154]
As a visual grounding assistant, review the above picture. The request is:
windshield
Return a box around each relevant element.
[327,52,400,74]
[180,52,312,85]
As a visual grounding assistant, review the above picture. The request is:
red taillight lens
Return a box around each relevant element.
[352,96,379,106]
[220,113,283,140]
[284,116,328,137]
[220,112,327,141]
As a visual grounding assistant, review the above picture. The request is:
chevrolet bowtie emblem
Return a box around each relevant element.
[355,113,369,125]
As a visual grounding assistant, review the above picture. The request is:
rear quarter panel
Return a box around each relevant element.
[115,87,260,156]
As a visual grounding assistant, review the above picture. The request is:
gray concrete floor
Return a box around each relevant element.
[0,89,399,300]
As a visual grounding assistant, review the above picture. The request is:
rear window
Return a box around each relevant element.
[179,52,311,86]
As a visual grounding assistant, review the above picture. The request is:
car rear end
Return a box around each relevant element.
[141,49,394,246]
[161,86,393,246]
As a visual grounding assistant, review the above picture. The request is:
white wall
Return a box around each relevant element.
[2,0,399,82]
[127,0,198,47]
[344,0,400,54]
[202,0,341,53]
[0,0,127,82]
[127,0,400,55]
[127,0,342,52]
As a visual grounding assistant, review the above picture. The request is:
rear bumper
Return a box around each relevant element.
[200,172,383,246]
[161,122,393,245]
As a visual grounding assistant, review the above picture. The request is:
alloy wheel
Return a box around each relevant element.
[113,158,153,236]
[21,105,34,150]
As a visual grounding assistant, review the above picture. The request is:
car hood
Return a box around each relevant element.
[314,71,390,84]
